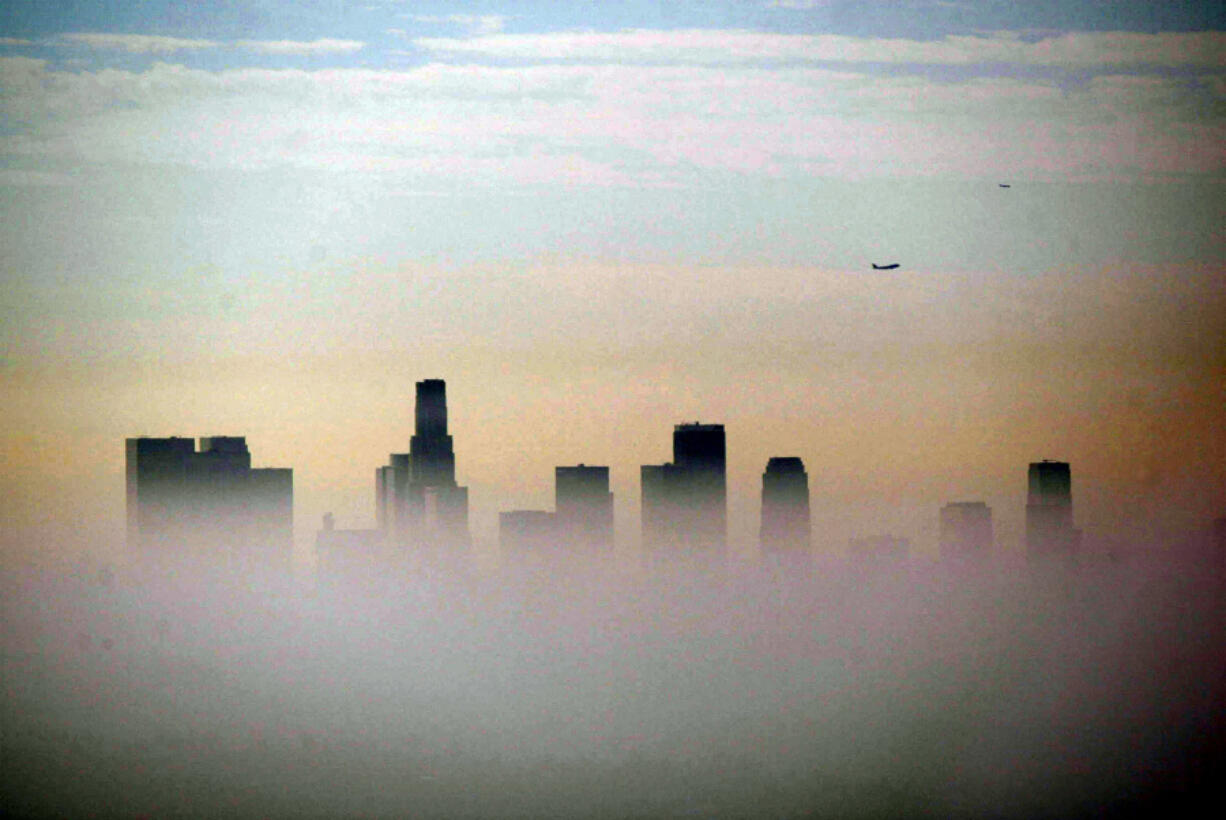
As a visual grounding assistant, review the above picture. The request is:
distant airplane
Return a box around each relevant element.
[998,183,1011,188]
[871,263,900,270]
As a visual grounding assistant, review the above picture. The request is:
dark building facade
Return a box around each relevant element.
[760,457,810,554]
[377,380,470,551]
[555,465,614,550]
[939,501,993,560]
[499,465,614,557]
[641,423,726,552]
[1026,460,1080,557]
[125,436,292,571]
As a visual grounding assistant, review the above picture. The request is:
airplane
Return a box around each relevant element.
[998,183,1011,188]
[871,263,900,270]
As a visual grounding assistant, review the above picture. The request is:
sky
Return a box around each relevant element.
[2,0,1224,568]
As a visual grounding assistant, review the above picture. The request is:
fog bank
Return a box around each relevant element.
[4,547,1224,818]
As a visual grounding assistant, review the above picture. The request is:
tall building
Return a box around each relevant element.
[760,457,810,554]
[125,436,292,571]
[377,380,470,550]
[1026,460,1080,557]
[499,465,614,557]
[555,464,614,550]
[939,501,993,560]
[641,423,726,551]
[376,453,410,538]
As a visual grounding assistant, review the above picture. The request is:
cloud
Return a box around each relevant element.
[55,33,365,56]
[413,29,1226,68]
[1,37,38,46]
[237,39,366,56]
[1,57,1221,185]
[58,33,221,53]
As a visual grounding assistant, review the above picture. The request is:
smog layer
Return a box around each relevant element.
[4,548,1223,818]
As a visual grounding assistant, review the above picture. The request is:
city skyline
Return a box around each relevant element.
[121,383,1222,574]
[4,4,1224,815]
[16,364,1226,570]
[2,1,1224,571]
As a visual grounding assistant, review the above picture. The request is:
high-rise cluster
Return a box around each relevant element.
[125,436,292,571]
[126,379,1123,576]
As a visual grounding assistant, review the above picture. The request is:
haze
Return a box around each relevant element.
[2,1,1225,815]
[6,550,1225,817]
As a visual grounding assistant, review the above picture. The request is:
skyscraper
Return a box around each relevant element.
[125,436,292,571]
[939,501,993,560]
[760,457,810,554]
[555,464,614,550]
[641,422,726,551]
[1026,460,1080,557]
[377,380,470,550]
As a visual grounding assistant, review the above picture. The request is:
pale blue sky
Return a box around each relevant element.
[3,1,1224,43]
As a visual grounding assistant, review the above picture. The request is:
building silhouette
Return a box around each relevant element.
[555,465,614,550]
[315,513,384,587]
[125,436,292,571]
[499,464,614,556]
[377,380,470,551]
[499,510,556,554]
[641,423,726,552]
[939,501,993,560]
[1025,460,1080,557]
[760,457,810,554]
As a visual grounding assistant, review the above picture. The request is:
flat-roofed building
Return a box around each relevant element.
[1026,460,1080,558]
[125,436,292,572]
[939,501,993,560]
[499,510,557,554]
[760,457,810,554]
[555,464,613,550]
[315,513,385,588]
[641,423,726,553]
